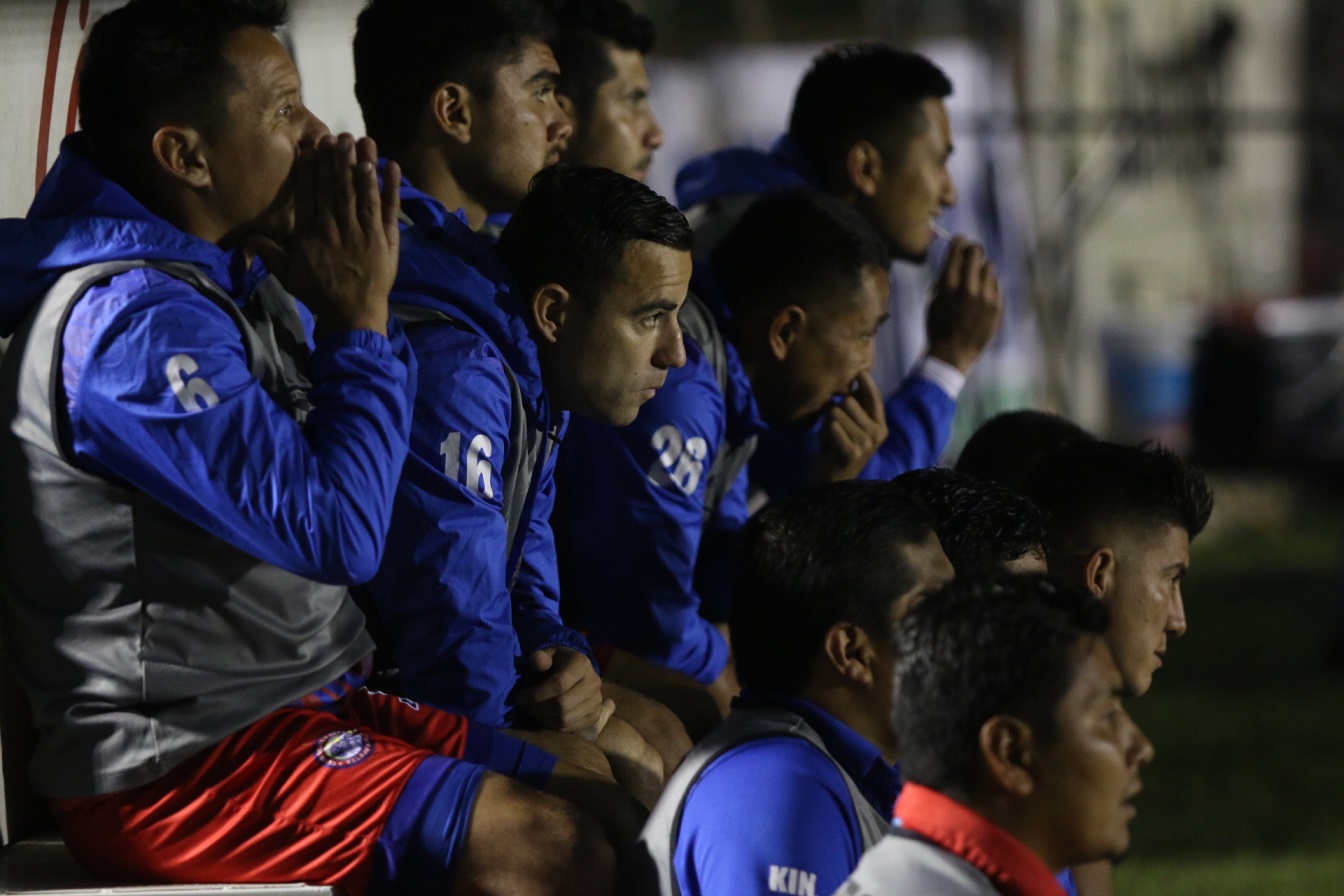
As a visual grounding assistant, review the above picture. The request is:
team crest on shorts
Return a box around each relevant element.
[313,729,373,769]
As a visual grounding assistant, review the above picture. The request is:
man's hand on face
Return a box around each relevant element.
[515,646,610,738]
[252,134,401,337]
[926,236,1004,373]
[810,371,889,484]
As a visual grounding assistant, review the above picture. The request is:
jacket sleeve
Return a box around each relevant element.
[859,371,959,480]
[693,461,750,623]
[63,270,414,585]
[556,355,730,685]
[511,444,597,661]
[674,739,868,896]
[366,327,533,726]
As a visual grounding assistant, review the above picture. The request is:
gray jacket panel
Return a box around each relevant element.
[0,261,373,799]
[628,706,891,896]
[675,290,757,524]
[833,827,1003,896]
[388,302,555,586]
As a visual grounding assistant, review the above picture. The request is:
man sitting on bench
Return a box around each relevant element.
[0,1,633,893]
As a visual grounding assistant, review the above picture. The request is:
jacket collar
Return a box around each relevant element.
[894,783,1067,896]
[386,167,550,417]
[0,134,256,336]
[734,691,901,818]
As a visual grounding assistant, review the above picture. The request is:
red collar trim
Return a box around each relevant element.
[894,783,1067,896]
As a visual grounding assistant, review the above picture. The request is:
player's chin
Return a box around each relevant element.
[603,399,645,427]
[242,209,295,252]
[892,230,932,264]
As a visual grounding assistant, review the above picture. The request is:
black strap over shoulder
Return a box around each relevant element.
[388,302,542,583]
[39,260,312,461]
[676,290,758,523]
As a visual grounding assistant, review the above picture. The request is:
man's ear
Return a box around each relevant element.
[430,82,474,143]
[820,622,878,686]
[979,716,1037,797]
[844,139,884,199]
[151,126,211,189]
[531,283,571,345]
[1083,546,1116,599]
[766,305,807,362]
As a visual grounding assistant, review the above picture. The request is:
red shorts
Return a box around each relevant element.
[53,689,555,895]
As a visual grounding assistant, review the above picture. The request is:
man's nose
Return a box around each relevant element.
[645,114,665,150]
[656,319,686,369]
[1130,719,1156,768]
[1167,592,1188,638]
[941,173,958,209]
[551,100,573,144]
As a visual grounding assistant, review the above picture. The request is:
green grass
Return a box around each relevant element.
[1113,501,1344,894]
[1118,853,1344,896]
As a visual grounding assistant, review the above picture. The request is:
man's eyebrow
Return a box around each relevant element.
[631,298,680,315]
[269,81,300,104]
[526,68,560,86]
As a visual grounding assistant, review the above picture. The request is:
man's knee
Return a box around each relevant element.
[457,772,616,896]
[504,727,614,780]
[601,648,727,741]
[595,715,663,809]
[606,683,692,774]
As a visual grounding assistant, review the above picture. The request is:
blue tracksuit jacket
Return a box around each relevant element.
[365,176,592,727]
[0,135,414,585]
[670,693,902,896]
[666,692,1077,896]
[556,275,764,684]
[676,134,957,498]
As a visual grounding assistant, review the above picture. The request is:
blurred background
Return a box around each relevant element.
[4,1,1344,892]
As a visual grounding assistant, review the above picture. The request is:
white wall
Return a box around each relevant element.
[0,0,121,217]
[1023,0,1303,432]
[0,0,1307,442]
[287,0,365,136]
[0,0,371,219]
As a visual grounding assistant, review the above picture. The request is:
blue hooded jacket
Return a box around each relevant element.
[674,135,816,210]
[667,692,902,896]
[0,136,415,584]
[365,175,593,728]
[675,135,957,497]
[556,269,764,685]
[659,689,1077,896]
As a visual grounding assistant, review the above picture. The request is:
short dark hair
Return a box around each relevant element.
[894,572,1109,795]
[956,410,1095,493]
[893,467,1048,575]
[732,480,935,694]
[543,0,654,122]
[497,165,691,303]
[79,0,289,188]
[712,189,890,326]
[1023,441,1214,555]
[354,0,555,159]
[789,43,953,193]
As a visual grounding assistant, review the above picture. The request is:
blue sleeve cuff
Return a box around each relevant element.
[687,620,731,685]
[528,626,598,668]
[312,327,398,362]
